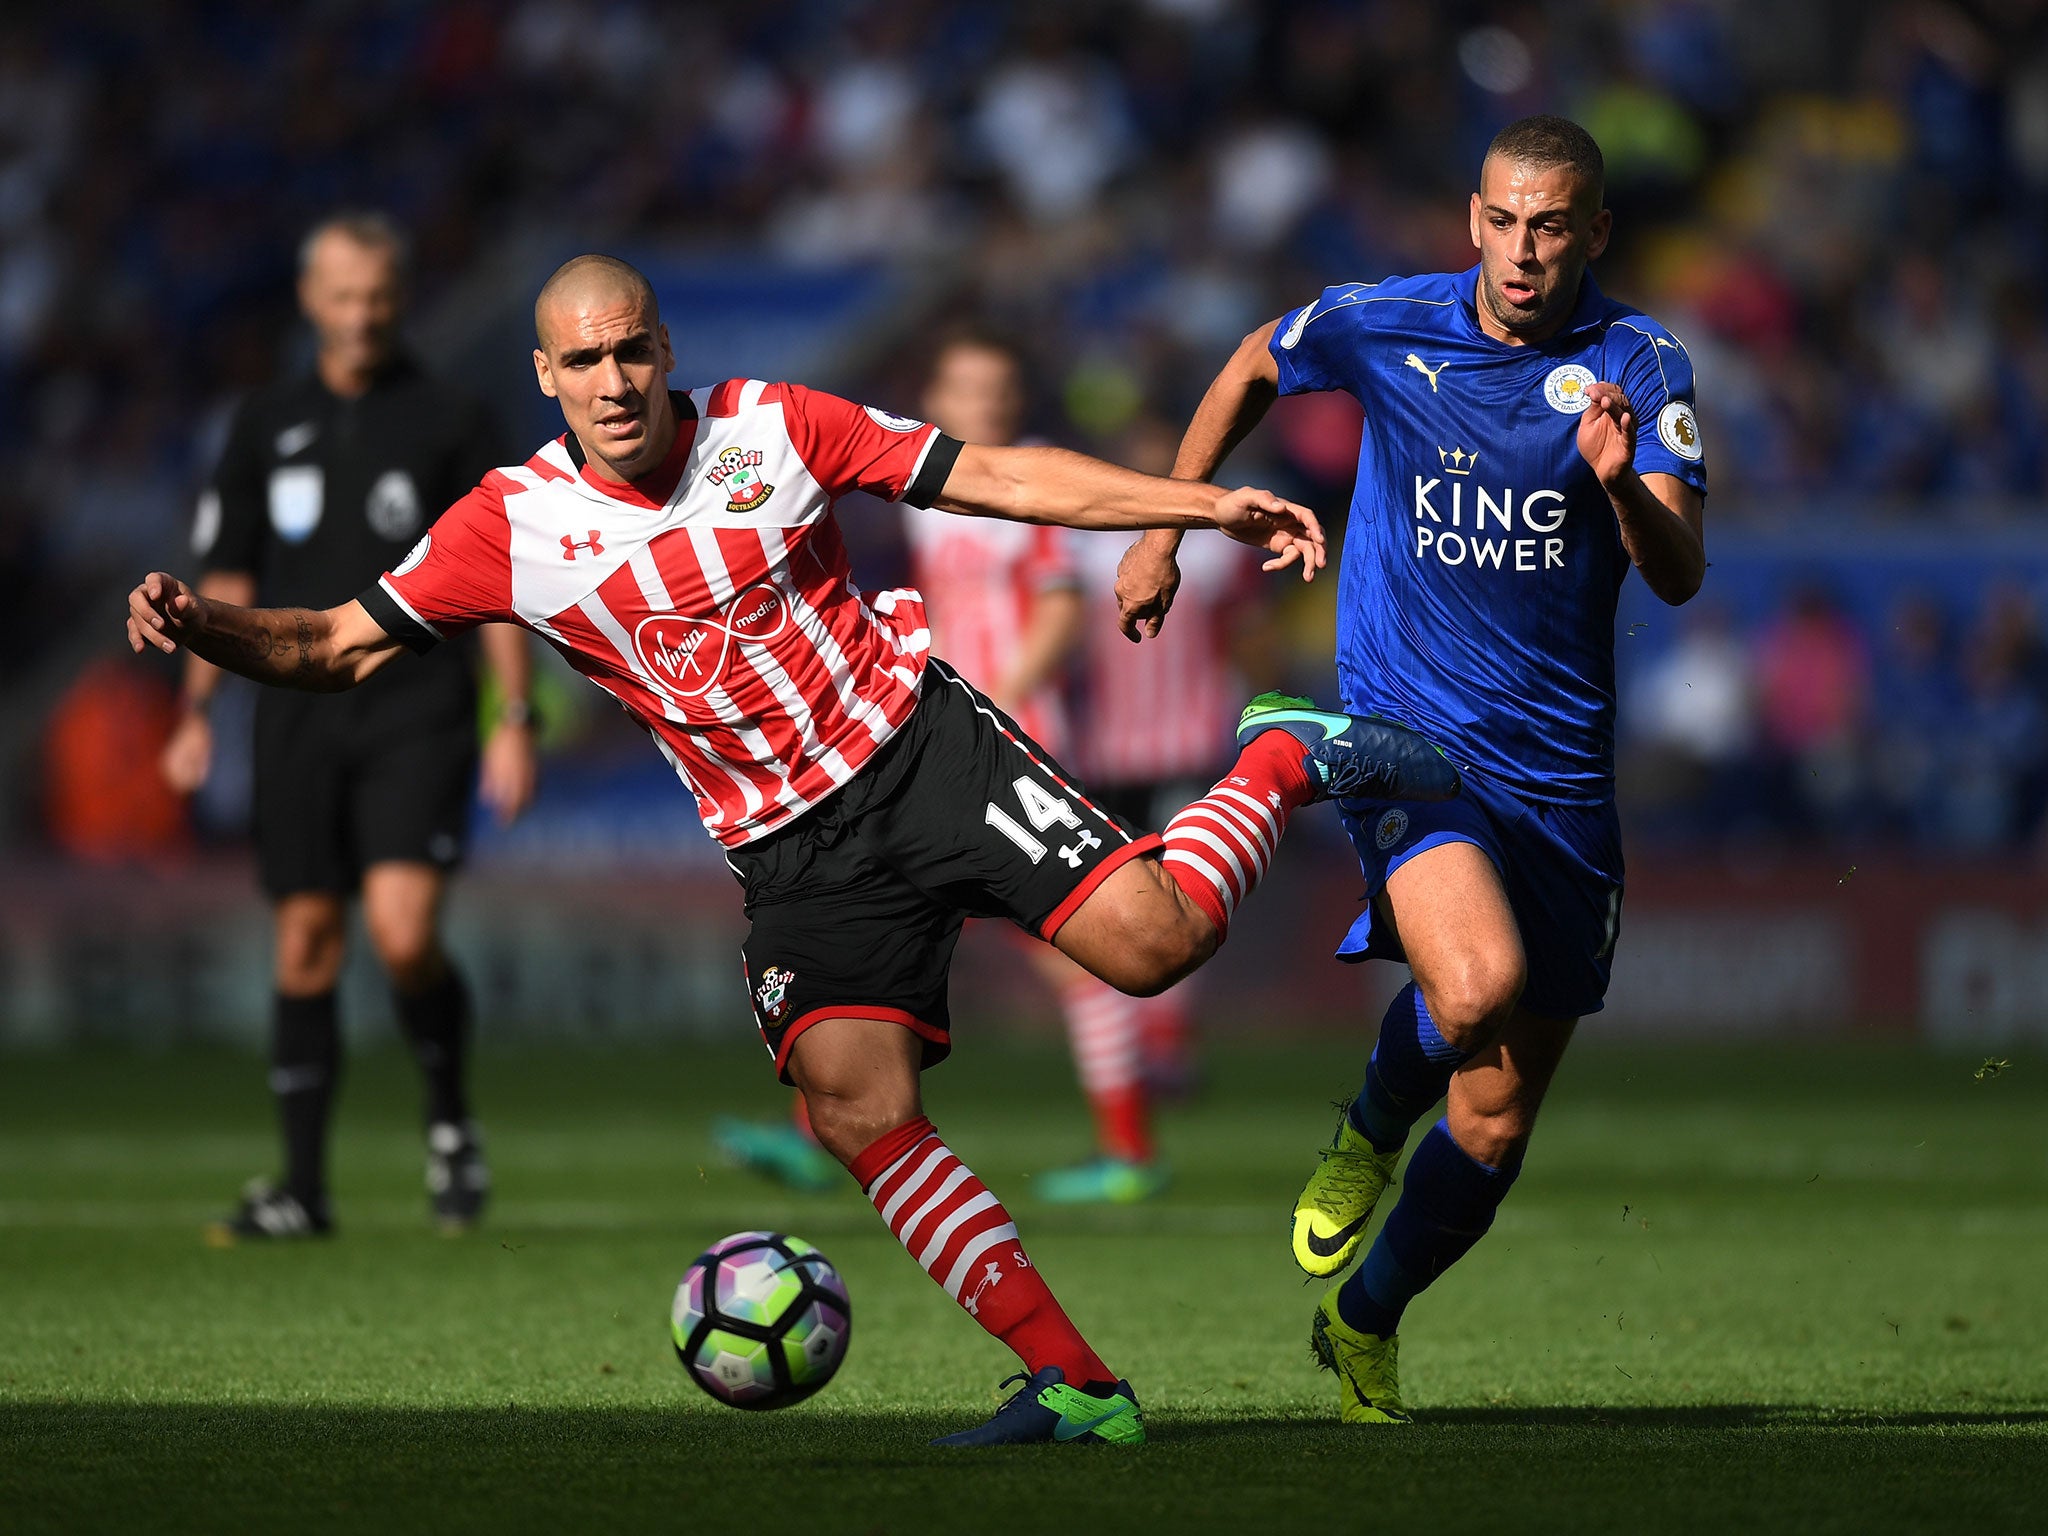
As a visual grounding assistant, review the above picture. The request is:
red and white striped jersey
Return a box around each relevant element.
[1075,532,1257,785]
[359,381,962,847]
[900,506,1079,752]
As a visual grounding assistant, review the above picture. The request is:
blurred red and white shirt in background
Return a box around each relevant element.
[900,507,1081,752]
[1075,531,1254,791]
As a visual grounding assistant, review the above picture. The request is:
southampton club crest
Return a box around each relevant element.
[754,965,796,1023]
[707,445,774,512]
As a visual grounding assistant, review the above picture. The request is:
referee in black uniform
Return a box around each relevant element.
[162,213,537,1240]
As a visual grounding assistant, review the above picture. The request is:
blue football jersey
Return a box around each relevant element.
[1271,265,1707,805]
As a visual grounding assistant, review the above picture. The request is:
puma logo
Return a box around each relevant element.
[1403,354,1448,392]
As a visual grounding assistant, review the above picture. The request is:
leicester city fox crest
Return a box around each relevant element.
[708,445,774,512]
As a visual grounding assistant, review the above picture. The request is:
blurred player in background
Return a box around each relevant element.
[905,332,1168,1200]
[127,253,1458,1446]
[1077,414,1275,1098]
[719,332,1169,1202]
[1119,117,1708,1423]
[162,213,536,1240]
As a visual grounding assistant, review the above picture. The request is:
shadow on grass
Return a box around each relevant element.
[1162,1403,2048,1433]
[4,1399,2046,1536]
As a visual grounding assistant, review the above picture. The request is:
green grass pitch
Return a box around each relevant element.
[2,1036,2043,1534]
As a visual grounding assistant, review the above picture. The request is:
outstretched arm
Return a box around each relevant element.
[1119,318,1284,640]
[933,439,1322,578]
[127,572,406,691]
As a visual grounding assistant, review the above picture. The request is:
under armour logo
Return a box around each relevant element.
[963,1260,1004,1316]
[1058,828,1103,869]
[561,531,604,560]
[1404,353,1449,392]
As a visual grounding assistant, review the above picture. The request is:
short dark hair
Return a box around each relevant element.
[299,210,409,278]
[1483,115,1604,204]
[533,254,659,346]
[929,323,1028,375]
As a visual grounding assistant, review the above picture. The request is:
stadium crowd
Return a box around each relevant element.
[8,0,2048,854]
[1624,580,2048,851]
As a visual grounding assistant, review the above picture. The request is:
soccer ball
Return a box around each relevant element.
[670,1230,852,1409]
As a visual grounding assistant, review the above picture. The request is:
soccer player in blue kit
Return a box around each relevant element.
[1116,116,1708,1422]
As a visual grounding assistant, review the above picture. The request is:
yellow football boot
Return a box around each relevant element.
[1291,1112,1400,1276]
[1309,1287,1410,1424]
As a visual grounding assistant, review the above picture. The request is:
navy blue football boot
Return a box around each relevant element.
[931,1366,1146,1447]
[1237,692,1461,803]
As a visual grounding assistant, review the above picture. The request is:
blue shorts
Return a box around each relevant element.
[1336,774,1624,1021]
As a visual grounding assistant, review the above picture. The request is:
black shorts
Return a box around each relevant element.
[729,659,1160,1082]
[251,694,477,898]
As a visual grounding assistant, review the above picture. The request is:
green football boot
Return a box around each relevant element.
[1291,1108,1400,1277]
[1236,691,1460,803]
[1034,1156,1171,1205]
[710,1116,842,1195]
[1310,1288,1410,1424]
[932,1366,1147,1447]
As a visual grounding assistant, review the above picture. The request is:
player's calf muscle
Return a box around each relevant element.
[1056,858,1216,995]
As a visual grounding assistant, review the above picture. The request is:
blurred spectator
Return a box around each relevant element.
[1625,602,1758,840]
[974,18,1134,224]
[1754,585,1871,838]
[1868,593,1961,842]
[1943,587,2048,849]
[42,658,187,862]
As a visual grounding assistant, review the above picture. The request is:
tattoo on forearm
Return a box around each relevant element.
[202,606,333,690]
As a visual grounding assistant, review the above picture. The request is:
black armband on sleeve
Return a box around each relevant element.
[902,433,965,509]
[356,580,439,654]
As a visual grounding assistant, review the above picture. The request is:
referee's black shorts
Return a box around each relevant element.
[251,693,476,898]
[728,658,1160,1083]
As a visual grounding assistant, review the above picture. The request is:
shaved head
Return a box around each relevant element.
[534,254,658,350]
[530,253,676,483]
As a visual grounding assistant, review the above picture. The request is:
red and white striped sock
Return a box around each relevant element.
[1159,730,1311,939]
[1058,976,1153,1163]
[1136,990,1195,1078]
[851,1116,1112,1385]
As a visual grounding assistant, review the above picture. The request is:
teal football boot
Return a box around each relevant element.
[1237,691,1460,803]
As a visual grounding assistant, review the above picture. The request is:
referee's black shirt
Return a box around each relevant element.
[195,354,505,732]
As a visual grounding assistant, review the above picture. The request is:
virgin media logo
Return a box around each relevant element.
[633,584,792,700]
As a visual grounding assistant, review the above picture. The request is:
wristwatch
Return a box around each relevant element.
[498,698,535,728]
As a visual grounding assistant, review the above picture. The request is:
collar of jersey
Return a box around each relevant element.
[563,390,700,508]
[1456,264,1610,349]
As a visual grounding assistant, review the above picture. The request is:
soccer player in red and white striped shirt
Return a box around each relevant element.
[127,255,1457,1448]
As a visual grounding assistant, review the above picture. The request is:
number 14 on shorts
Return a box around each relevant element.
[986,777,1102,868]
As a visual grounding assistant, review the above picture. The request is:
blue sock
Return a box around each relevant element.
[1336,1118,1522,1338]
[1345,983,1471,1151]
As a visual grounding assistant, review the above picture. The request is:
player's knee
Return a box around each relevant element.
[798,1086,911,1169]
[366,909,441,989]
[274,907,345,993]
[1424,956,1525,1051]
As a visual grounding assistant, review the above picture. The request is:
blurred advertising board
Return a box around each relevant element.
[3,853,2044,1047]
